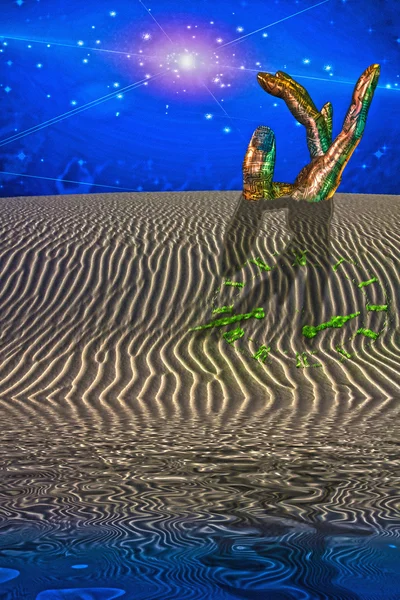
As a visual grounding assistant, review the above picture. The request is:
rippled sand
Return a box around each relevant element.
[0,191,399,598]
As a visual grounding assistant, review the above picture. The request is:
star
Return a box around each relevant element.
[374,150,383,159]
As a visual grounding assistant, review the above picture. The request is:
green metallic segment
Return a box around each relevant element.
[212,305,234,315]
[357,327,379,340]
[366,303,388,312]
[253,344,271,362]
[296,352,310,368]
[223,328,245,344]
[333,257,346,271]
[296,352,322,368]
[189,307,265,331]
[302,311,361,339]
[249,256,272,271]
[224,280,245,288]
[358,277,378,288]
[336,345,352,359]
[292,250,307,266]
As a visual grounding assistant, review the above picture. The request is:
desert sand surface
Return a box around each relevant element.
[0,191,398,419]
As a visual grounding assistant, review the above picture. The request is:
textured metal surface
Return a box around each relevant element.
[243,63,380,202]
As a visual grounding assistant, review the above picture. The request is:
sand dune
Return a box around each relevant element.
[0,191,398,426]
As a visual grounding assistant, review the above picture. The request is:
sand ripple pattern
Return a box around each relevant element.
[0,192,398,421]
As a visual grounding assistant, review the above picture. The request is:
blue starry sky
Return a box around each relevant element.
[0,0,399,198]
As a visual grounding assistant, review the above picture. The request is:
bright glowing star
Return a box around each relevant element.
[223,127,231,133]
[205,113,213,119]
[324,65,332,71]
[213,77,220,82]
[71,100,77,105]
[77,40,84,46]
[47,44,51,47]
[236,26,244,32]
[386,84,391,88]
[240,66,245,70]
[210,21,214,24]
[96,40,101,44]
[187,25,191,29]
[178,53,196,69]
[36,63,43,68]
[256,62,261,66]
[142,33,151,41]
[83,59,88,63]
[303,58,310,64]
[145,73,151,78]
[262,33,268,38]
[109,11,117,17]
[216,38,223,43]
[117,94,123,98]
[139,62,144,66]
[113,82,120,87]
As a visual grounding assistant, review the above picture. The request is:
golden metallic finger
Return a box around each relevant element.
[325,64,380,168]
[243,126,276,201]
[257,72,330,158]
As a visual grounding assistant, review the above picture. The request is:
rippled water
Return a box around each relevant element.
[1,411,399,600]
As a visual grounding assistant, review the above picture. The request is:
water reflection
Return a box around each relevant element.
[0,414,399,599]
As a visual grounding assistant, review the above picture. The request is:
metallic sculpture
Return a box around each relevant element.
[243,63,380,202]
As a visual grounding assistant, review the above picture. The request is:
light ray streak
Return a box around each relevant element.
[218,64,394,90]
[216,0,331,49]
[0,71,167,147]
[0,171,134,191]
[0,35,159,59]
[201,81,247,142]
[138,0,174,44]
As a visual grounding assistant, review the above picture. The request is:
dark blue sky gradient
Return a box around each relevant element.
[0,0,399,197]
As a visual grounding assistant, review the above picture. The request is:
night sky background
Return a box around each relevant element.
[0,0,399,198]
